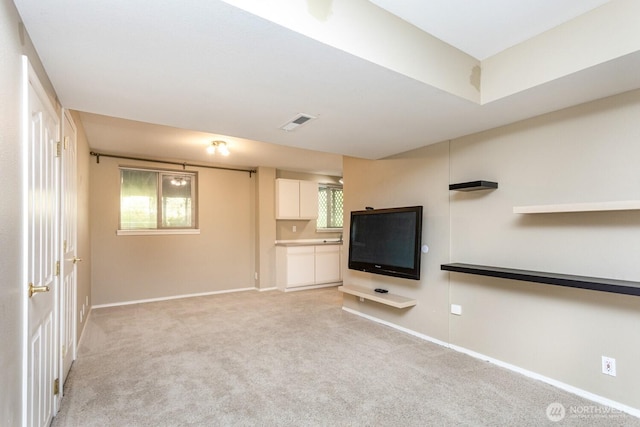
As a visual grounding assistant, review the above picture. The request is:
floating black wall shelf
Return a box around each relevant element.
[449,180,498,191]
[441,263,640,297]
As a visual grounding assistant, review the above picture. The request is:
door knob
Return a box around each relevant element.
[28,283,50,298]
[72,256,83,264]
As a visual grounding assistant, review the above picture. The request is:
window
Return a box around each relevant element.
[317,184,343,230]
[119,168,197,233]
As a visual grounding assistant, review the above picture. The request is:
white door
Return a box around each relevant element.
[23,57,60,427]
[60,110,77,393]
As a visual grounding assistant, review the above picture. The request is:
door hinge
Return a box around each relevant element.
[56,141,61,157]
[63,240,67,252]
[55,261,60,276]
[64,136,69,150]
[53,378,59,395]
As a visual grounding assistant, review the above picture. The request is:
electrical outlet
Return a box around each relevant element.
[450,304,462,315]
[255,272,258,280]
[602,356,616,376]
[292,225,297,232]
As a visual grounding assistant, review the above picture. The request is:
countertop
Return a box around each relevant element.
[275,239,343,247]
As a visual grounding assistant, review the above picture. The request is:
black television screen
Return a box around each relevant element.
[348,206,423,280]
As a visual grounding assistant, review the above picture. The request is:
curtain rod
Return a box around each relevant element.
[90,151,256,177]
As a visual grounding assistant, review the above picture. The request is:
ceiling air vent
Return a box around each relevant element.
[279,113,316,132]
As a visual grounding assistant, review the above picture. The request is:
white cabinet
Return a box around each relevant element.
[298,180,318,219]
[275,179,318,220]
[276,244,342,291]
[275,179,300,219]
[280,246,315,288]
[315,245,342,284]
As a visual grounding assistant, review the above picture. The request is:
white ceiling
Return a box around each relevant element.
[78,112,344,176]
[13,0,639,175]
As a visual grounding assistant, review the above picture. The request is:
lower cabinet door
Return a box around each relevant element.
[315,245,341,284]
[286,246,316,287]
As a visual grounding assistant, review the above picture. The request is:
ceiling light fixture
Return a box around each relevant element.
[171,176,188,186]
[207,140,230,156]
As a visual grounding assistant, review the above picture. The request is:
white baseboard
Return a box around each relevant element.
[93,287,256,309]
[341,306,640,419]
[282,283,341,292]
[342,306,450,347]
[257,287,278,292]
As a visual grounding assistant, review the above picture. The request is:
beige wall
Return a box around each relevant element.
[90,156,256,305]
[449,89,640,411]
[342,89,640,412]
[342,142,451,340]
[275,169,343,241]
[256,167,276,289]
[72,111,92,341]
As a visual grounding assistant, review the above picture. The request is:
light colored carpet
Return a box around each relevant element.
[52,287,639,426]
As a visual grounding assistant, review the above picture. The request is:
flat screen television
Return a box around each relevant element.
[348,206,423,280]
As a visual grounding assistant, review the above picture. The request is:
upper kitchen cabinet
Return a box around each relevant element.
[276,179,318,220]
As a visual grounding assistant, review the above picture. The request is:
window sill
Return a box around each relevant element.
[117,229,201,236]
[316,228,343,233]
